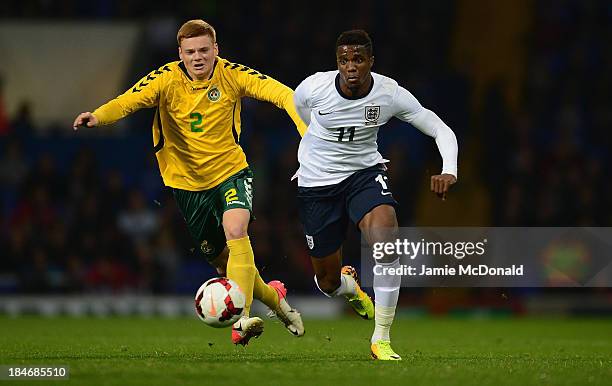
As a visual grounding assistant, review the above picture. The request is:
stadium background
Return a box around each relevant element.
[0,0,610,317]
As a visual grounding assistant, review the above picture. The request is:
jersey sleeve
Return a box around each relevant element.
[228,64,306,137]
[92,65,170,125]
[393,86,459,178]
[293,76,313,126]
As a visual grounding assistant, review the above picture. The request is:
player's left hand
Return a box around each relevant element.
[430,173,456,201]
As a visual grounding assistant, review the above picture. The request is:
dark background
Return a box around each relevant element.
[0,0,610,313]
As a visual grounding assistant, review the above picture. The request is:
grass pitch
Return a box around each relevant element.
[0,316,611,386]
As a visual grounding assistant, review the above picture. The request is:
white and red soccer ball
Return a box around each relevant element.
[195,277,245,328]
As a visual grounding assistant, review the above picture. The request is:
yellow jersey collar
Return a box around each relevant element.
[178,58,218,83]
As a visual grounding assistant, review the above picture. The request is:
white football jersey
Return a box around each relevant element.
[293,70,458,187]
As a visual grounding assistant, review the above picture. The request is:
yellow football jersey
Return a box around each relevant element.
[92,57,306,191]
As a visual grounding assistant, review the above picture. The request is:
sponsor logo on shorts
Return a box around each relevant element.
[227,200,246,205]
[306,235,314,250]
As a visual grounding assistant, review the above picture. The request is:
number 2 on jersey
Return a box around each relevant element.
[190,112,204,132]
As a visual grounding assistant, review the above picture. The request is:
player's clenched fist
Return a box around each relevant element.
[72,112,99,130]
[431,173,456,200]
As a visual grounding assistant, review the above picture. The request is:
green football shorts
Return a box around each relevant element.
[173,167,254,262]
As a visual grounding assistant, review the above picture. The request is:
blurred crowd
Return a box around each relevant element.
[0,0,610,294]
[484,0,611,226]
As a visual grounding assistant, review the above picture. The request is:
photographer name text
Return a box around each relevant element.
[373,264,524,277]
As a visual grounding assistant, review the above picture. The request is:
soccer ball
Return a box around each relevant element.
[194,277,245,328]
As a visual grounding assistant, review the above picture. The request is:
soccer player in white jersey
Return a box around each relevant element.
[293,30,458,360]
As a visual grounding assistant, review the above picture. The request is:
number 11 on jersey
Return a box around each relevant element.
[337,126,355,142]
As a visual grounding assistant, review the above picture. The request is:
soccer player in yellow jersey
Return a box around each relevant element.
[73,19,305,345]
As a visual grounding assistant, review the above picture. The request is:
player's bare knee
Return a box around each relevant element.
[359,205,398,241]
[223,224,248,240]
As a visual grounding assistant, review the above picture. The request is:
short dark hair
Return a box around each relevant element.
[336,30,373,56]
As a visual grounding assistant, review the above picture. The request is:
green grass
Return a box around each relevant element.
[0,316,611,385]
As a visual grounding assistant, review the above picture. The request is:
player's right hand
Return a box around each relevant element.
[73,112,99,130]
[431,173,457,201]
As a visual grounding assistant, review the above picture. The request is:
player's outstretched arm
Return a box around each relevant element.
[392,86,458,200]
[73,112,99,130]
[229,63,307,136]
[72,65,166,130]
[414,110,458,201]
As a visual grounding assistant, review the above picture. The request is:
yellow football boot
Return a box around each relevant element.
[370,340,402,361]
[341,265,374,320]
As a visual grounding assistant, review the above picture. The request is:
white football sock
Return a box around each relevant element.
[371,304,397,343]
[314,274,357,298]
[372,258,401,343]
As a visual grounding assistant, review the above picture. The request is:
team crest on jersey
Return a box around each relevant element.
[200,240,214,254]
[207,86,221,102]
[305,235,314,250]
[365,106,380,123]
